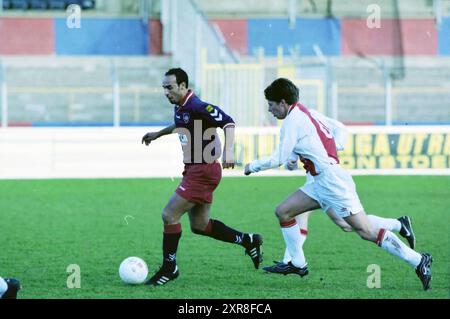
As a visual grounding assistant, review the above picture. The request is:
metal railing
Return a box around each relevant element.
[2,86,166,126]
[162,0,238,89]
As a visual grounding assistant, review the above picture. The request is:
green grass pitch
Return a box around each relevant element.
[0,176,448,299]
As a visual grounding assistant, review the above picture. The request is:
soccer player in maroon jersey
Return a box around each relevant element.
[245,78,432,290]
[142,68,263,286]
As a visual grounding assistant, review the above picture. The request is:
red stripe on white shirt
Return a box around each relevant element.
[292,103,339,164]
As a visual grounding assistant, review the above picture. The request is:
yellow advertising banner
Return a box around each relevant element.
[233,128,450,171]
[340,133,450,169]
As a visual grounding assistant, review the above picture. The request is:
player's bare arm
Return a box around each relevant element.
[222,124,235,169]
[142,124,176,146]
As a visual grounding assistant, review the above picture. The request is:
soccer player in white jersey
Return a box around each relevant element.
[0,276,21,299]
[244,78,432,290]
[262,109,416,276]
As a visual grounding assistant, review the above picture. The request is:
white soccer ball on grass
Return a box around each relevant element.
[119,257,148,284]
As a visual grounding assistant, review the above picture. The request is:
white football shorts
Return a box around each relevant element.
[301,165,364,218]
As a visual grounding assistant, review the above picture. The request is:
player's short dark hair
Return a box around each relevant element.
[264,78,299,105]
[165,68,189,88]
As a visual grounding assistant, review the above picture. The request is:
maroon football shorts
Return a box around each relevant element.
[175,162,222,204]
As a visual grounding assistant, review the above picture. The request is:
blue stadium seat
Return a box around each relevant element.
[80,0,95,9]
[2,0,12,9]
[48,0,65,9]
[2,0,95,10]
[48,0,95,10]
[30,0,48,9]
[11,0,29,9]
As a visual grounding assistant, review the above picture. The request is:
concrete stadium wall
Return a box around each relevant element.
[211,19,248,55]
[1,127,449,179]
[0,18,162,56]
[341,19,438,56]
[247,18,341,56]
[213,18,447,57]
[55,19,149,55]
[0,18,54,55]
[0,17,448,57]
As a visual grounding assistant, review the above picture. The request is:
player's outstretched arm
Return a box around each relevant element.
[142,124,176,146]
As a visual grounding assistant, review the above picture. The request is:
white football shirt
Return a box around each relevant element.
[249,103,342,175]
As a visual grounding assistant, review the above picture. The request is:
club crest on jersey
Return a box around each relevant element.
[183,113,190,123]
[205,105,214,113]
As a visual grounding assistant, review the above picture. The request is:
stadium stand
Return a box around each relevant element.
[3,57,171,125]
[332,56,450,124]
[196,0,450,18]
[0,0,449,126]
[2,0,95,10]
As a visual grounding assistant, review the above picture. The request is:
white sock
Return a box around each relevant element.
[0,277,7,298]
[368,215,401,232]
[377,229,422,267]
[280,220,307,268]
[282,228,308,264]
[282,247,291,264]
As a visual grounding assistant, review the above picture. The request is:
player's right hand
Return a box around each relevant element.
[141,132,159,146]
[244,164,252,176]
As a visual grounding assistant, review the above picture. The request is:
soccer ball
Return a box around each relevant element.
[119,257,148,285]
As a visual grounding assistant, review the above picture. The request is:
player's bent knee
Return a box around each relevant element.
[275,205,291,222]
[274,205,284,220]
[162,209,177,224]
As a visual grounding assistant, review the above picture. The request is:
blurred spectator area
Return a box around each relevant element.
[2,0,95,10]
[0,0,156,15]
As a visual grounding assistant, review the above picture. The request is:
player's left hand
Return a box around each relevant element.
[286,159,298,171]
[244,164,252,176]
